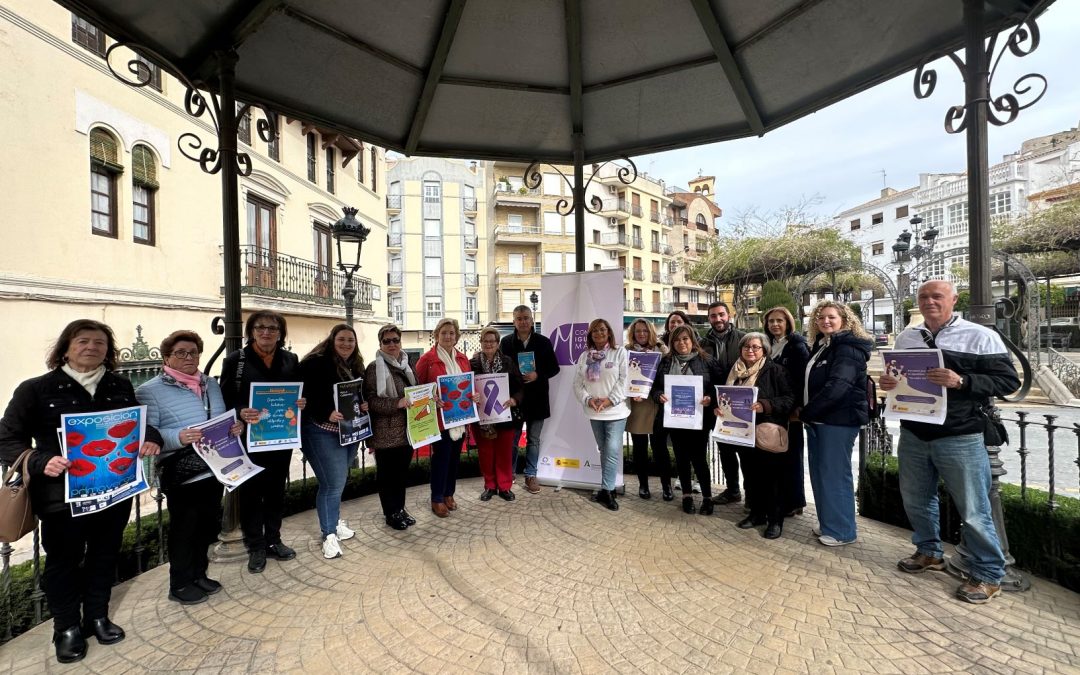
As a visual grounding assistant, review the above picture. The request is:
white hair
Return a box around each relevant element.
[918,279,958,296]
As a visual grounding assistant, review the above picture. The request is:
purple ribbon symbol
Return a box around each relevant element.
[483,379,507,416]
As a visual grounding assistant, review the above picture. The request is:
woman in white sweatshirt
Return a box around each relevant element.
[573,318,629,511]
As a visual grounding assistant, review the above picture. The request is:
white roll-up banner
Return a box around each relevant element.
[537,270,625,490]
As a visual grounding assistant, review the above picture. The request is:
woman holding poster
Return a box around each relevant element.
[762,306,811,518]
[469,327,523,502]
[650,326,717,516]
[0,320,162,664]
[416,318,474,518]
[137,330,244,605]
[625,319,672,501]
[801,300,872,548]
[220,311,306,574]
[299,324,368,559]
[724,333,794,539]
[574,319,630,511]
[363,324,419,530]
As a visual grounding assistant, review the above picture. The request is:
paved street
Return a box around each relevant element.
[2,477,1078,674]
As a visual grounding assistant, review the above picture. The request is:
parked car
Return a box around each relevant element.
[873,332,889,347]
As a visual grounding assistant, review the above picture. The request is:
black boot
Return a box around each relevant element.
[53,626,87,663]
[605,489,619,511]
[638,479,651,499]
[699,499,714,516]
[82,616,125,645]
[660,480,674,501]
[763,521,783,539]
[682,496,696,514]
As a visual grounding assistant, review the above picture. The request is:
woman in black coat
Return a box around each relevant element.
[722,332,794,539]
[220,311,306,573]
[762,306,811,517]
[0,320,162,664]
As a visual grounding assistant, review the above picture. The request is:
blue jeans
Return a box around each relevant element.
[430,430,463,503]
[514,419,545,478]
[300,423,354,539]
[589,418,626,491]
[898,429,1005,583]
[806,424,859,542]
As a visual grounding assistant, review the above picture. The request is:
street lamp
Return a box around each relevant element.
[331,206,370,327]
[529,291,539,315]
[893,214,939,295]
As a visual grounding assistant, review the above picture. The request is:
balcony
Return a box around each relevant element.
[238,246,372,311]
[597,199,632,218]
[660,215,674,228]
[661,244,673,256]
[388,271,403,287]
[695,242,709,254]
[631,268,644,281]
[631,204,643,218]
[499,266,541,277]
[630,236,644,250]
[651,302,674,314]
[464,234,478,250]
[386,194,402,211]
[651,272,662,283]
[627,299,645,312]
[650,241,661,254]
[677,217,689,228]
[661,273,673,284]
[462,197,477,213]
[650,210,661,224]
[598,231,629,248]
[464,272,479,287]
[494,184,541,206]
[387,231,402,247]
[493,224,543,244]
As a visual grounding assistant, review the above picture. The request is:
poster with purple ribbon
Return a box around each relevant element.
[881,349,947,424]
[475,373,513,424]
[437,373,479,429]
[711,385,757,447]
[191,410,264,491]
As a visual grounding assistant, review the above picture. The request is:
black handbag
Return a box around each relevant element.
[156,388,212,491]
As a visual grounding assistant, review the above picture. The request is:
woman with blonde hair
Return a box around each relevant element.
[415,318,475,518]
[801,300,872,547]
[625,319,672,500]
[761,306,810,517]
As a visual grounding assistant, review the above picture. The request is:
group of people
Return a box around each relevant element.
[0,281,1018,663]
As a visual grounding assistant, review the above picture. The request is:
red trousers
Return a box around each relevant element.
[476,427,515,491]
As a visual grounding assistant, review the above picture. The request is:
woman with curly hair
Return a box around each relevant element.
[801,300,872,547]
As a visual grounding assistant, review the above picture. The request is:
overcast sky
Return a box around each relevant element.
[641,1,1080,227]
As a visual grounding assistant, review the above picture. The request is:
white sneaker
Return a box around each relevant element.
[691,481,701,494]
[818,534,856,547]
[322,533,342,559]
[336,520,355,541]
[812,526,821,536]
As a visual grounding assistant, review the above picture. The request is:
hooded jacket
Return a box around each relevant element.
[800,331,872,427]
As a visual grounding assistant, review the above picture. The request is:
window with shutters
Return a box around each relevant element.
[325,147,336,194]
[370,147,378,191]
[306,133,317,183]
[71,14,105,57]
[131,145,158,245]
[356,144,365,184]
[237,104,252,146]
[266,114,280,162]
[89,128,122,238]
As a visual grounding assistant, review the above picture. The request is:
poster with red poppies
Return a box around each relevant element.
[437,373,479,429]
[60,405,149,516]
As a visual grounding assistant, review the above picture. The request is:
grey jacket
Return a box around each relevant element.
[137,373,228,484]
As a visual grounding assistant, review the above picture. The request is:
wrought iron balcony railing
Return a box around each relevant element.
[387,231,402,246]
[601,232,629,247]
[630,236,643,249]
[464,234,478,249]
[386,194,402,209]
[388,271,403,286]
[650,211,661,223]
[238,246,372,311]
[632,269,644,281]
[464,273,479,287]
[462,197,477,212]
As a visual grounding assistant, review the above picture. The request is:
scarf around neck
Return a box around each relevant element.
[727,357,766,387]
[478,350,503,374]
[770,334,789,358]
[62,364,106,397]
[586,347,608,382]
[163,365,204,398]
[436,346,465,441]
[375,349,415,398]
[669,352,696,374]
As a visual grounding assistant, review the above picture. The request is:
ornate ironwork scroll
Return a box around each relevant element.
[105,43,278,177]
[913,10,1046,134]
[793,260,902,335]
[521,157,638,217]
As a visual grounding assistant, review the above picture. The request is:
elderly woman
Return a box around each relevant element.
[416,318,475,518]
[573,318,629,510]
[363,324,418,530]
[650,325,717,515]
[626,319,672,500]
[802,300,872,547]
[762,306,811,518]
[723,333,794,539]
[220,310,306,574]
[299,324,368,559]
[0,320,162,664]
[470,327,523,502]
[137,330,243,604]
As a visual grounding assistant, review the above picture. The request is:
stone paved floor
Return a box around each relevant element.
[2,477,1079,674]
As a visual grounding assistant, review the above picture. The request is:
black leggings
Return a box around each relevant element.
[669,429,711,499]
[374,445,413,516]
[631,431,672,485]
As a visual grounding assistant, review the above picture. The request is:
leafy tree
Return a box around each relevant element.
[848,302,863,322]
[759,280,797,316]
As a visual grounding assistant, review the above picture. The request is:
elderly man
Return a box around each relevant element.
[880,280,1019,604]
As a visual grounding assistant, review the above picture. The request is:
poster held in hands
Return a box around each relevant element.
[663,374,703,430]
[246,383,303,451]
[626,351,661,397]
[711,385,757,447]
[437,373,479,429]
[517,352,536,376]
[190,410,264,491]
[334,377,373,445]
[475,373,513,424]
[405,383,441,449]
[60,405,149,516]
[881,349,947,424]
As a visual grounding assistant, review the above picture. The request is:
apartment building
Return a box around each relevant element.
[0,1,388,400]
[667,175,723,322]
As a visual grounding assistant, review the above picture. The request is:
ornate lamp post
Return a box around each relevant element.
[530,290,539,315]
[893,214,939,297]
[331,206,370,327]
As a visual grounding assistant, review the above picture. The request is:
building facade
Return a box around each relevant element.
[667,175,723,322]
[0,1,388,401]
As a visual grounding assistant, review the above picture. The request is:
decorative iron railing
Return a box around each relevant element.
[1047,348,1080,399]
[386,194,402,209]
[387,231,402,246]
[462,197,477,212]
[238,246,373,311]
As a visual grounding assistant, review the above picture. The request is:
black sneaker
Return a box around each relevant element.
[194,577,222,595]
[247,549,267,573]
[266,542,296,560]
[498,489,516,501]
[169,584,209,605]
[711,490,742,505]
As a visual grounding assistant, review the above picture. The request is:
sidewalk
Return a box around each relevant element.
[1,476,1078,673]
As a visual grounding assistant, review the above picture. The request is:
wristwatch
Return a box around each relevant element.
[956,376,964,389]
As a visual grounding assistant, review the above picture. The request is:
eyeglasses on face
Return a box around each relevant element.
[253,325,280,333]
[381,337,401,345]
[741,345,764,352]
[170,350,200,359]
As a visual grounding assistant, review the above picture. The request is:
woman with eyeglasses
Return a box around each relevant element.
[470,327,523,502]
[363,325,419,530]
[299,324,367,559]
[136,330,243,604]
[650,325,717,515]
[415,318,475,518]
[722,333,794,539]
[573,318,629,511]
[220,311,306,573]
[625,319,672,501]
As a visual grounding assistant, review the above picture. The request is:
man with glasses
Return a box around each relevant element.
[500,305,559,494]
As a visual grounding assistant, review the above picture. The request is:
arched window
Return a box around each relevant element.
[132,144,158,245]
[90,128,122,237]
[695,213,706,228]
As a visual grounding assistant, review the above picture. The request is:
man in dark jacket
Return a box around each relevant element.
[880,281,1019,605]
[499,305,560,494]
[699,301,745,504]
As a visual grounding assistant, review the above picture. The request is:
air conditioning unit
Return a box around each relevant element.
[608,217,618,226]
[607,250,619,260]
[607,185,617,194]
